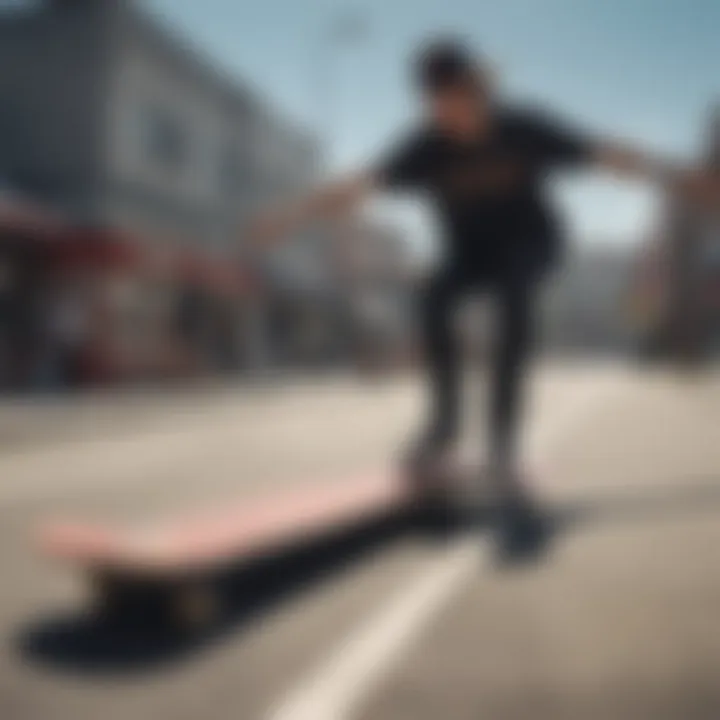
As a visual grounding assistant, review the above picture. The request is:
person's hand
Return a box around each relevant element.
[596,144,720,212]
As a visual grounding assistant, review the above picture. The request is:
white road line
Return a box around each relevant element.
[268,538,483,720]
[267,371,630,720]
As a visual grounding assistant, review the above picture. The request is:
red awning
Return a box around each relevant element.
[0,195,67,240]
[51,227,148,271]
[177,248,256,297]
[0,200,259,293]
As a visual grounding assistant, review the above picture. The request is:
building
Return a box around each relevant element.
[0,0,320,251]
[0,0,331,382]
[629,107,720,361]
[542,243,635,354]
[338,217,420,369]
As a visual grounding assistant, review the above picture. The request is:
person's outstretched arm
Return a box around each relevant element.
[594,143,720,206]
[249,172,377,249]
[248,129,430,249]
[527,108,720,208]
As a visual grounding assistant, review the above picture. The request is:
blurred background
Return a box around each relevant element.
[0,2,719,720]
[0,0,716,392]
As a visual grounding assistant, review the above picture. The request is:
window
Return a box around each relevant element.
[219,150,243,195]
[139,106,188,171]
[0,0,44,14]
[219,140,257,198]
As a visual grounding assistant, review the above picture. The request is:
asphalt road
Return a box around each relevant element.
[0,362,719,720]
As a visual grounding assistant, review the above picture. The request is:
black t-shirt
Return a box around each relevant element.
[377,105,593,275]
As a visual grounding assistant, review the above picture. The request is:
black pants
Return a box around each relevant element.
[419,263,539,467]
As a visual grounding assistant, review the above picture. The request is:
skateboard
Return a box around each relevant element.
[37,471,419,631]
[35,456,488,631]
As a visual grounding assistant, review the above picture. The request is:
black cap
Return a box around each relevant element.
[414,38,479,91]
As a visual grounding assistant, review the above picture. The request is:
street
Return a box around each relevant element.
[0,361,719,720]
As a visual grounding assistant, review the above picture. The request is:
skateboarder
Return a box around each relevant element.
[252,39,720,558]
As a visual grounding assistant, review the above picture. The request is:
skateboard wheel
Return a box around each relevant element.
[89,573,122,619]
[172,582,220,631]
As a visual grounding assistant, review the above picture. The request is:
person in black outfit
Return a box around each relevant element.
[376,70,592,478]
[253,40,720,557]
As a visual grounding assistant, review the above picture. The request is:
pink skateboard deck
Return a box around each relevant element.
[34,462,488,629]
[38,470,414,578]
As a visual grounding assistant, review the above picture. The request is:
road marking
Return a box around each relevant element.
[268,538,483,720]
[267,371,630,720]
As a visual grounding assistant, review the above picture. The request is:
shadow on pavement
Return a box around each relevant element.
[17,508,460,676]
[16,475,720,676]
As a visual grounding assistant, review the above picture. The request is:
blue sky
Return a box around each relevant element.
[148,0,719,249]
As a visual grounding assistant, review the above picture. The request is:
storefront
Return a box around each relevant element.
[0,193,259,390]
[629,214,720,361]
[261,247,352,369]
[50,230,258,385]
[176,249,257,373]
[0,194,66,390]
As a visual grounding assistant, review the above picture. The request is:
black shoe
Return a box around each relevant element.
[494,493,552,566]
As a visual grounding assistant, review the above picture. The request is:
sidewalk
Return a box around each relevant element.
[0,358,645,452]
[0,370,363,451]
